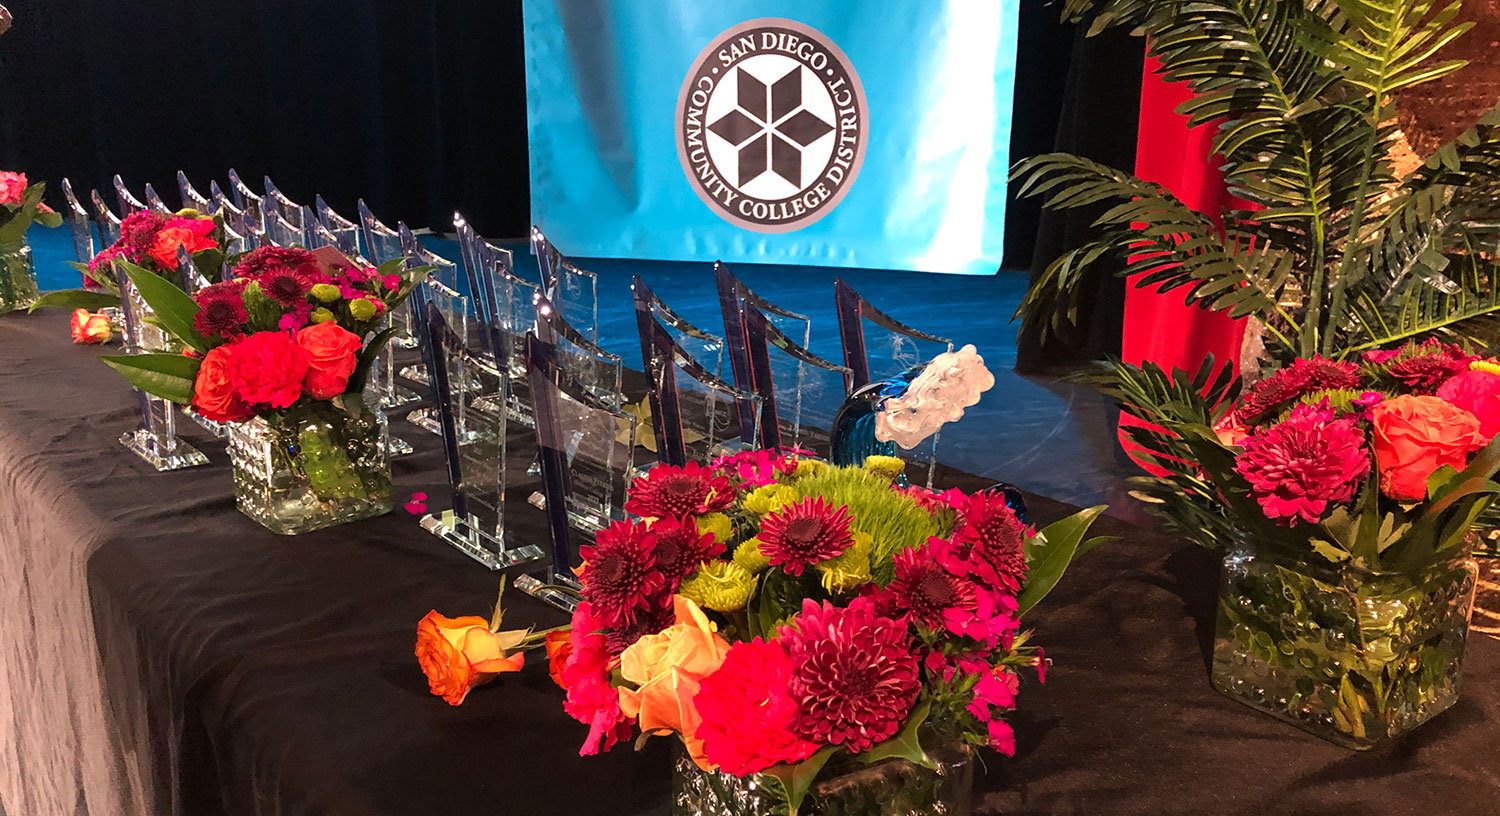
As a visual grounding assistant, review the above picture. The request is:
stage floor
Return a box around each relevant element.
[30,228,1142,515]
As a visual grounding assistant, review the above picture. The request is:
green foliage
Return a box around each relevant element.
[0,182,62,245]
[29,289,121,312]
[1019,0,1500,362]
[792,467,941,584]
[120,260,210,352]
[98,352,200,405]
[1016,505,1110,616]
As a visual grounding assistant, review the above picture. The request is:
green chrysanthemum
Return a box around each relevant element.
[862,455,907,481]
[679,561,757,612]
[310,283,341,303]
[791,458,831,480]
[743,483,800,516]
[817,531,873,594]
[349,298,379,321]
[733,538,771,574]
[696,512,734,544]
[310,307,335,324]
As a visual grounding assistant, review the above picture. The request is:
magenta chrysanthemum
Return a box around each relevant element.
[255,266,315,308]
[1235,356,1361,423]
[1233,401,1371,526]
[118,211,168,259]
[235,246,320,280]
[623,462,734,519]
[192,281,249,340]
[578,520,667,630]
[1383,339,1475,394]
[758,496,855,576]
[648,516,725,581]
[694,638,820,774]
[884,539,977,630]
[951,492,1030,592]
[779,598,922,753]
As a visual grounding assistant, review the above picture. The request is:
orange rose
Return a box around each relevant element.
[545,628,572,689]
[192,344,254,422]
[147,221,219,270]
[414,611,525,706]
[1370,395,1487,500]
[69,309,112,344]
[617,596,731,769]
[295,322,364,399]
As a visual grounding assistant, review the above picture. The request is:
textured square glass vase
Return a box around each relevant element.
[228,397,393,534]
[672,742,972,816]
[0,241,38,314]
[1212,539,1478,749]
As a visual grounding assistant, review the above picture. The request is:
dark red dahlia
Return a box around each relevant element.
[604,601,675,656]
[623,462,734,519]
[951,492,1030,592]
[254,265,315,308]
[118,211,168,260]
[885,539,977,630]
[758,496,855,576]
[578,520,667,630]
[1233,401,1370,525]
[235,246,320,280]
[1383,339,1475,394]
[193,282,250,340]
[779,598,922,753]
[1235,357,1361,423]
[648,516,725,581]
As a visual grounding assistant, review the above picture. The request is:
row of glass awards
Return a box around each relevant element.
[64,169,957,610]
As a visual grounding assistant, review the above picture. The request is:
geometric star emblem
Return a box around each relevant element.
[708,66,834,188]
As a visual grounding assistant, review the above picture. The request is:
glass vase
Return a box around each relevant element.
[227,396,393,534]
[672,742,973,816]
[0,240,38,314]
[830,366,937,489]
[1211,536,1478,749]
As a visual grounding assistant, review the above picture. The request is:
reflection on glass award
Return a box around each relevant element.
[522,332,636,611]
[212,184,263,251]
[406,272,474,441]
[397,225,465,391]
[743,302,852,452]
[178,171,214,214]
[227,169,266,234]
[176,247,230,439]
[264,209,306,249]
[413,296,543,570]
[533,288,622,411]
[113,261,209,471]
[113,175,148,217]
[634,277,760,465]
[456,214,538,427]
[263,177,313,246]
[359,200,415,349]
[835,278,953,486]
[60,179,95,264]
[529,226,599,343]
[143,183,171,214]
[315,195,362,257]
[89,188,123,247]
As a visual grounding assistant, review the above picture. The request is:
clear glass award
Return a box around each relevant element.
[60,179,96,263]
[113,261,209,471]
[411,293,543,570]
[529,226,599,343]
[456,214,538,427]
[212,184,265,250]
[532,288,623,411]
[264,209,306,249]
[227,169,267,234]
[358,200,415,348]
[112,175,148,217]
[523,332,637,609]
[89,189,123,246]
[834,278,954,486]
[263,177,313,246]
[315,195,362,257]
[177,171,214,214]
[634,276,760,465]
[143,183,171,214]
[402,228,472,439]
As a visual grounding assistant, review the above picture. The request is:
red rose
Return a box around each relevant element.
[1370,395,1487,501]
[193,344,255,422]
[295,322,364,399]
[147,218,220,270]
[226,331,309,409]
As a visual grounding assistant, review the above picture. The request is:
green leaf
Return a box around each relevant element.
[29,289,121,312]
[856,699,935,769]
[99,353,200,404]
[760,745,839,816]
[1017,504,1107,617]
[120,260,210,352]
[348,326,398,395]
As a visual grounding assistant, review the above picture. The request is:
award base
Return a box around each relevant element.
[406,407,478,443]
[385,435,414,457]
[120,429,209,472]
[378,387,422,409]
[419,510,545,570]
[182,406,230,439]
[514,573,581,614]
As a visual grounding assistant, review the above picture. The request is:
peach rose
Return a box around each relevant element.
[192,344,254,422]
[69,309,112,345]
[415,611,525,706]
[1370,395,1487,501]
[295,322,364,399]
[617,596,731,769]
[545,628,572,689]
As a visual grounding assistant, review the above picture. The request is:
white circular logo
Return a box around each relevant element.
[676,18,868,233]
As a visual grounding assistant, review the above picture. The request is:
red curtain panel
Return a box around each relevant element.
[1120,56,1246,470]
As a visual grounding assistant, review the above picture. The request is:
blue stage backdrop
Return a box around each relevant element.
[523,0,1020,276]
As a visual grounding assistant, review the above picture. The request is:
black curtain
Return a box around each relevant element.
[0,0,530,238]
[1007,9,1144,375]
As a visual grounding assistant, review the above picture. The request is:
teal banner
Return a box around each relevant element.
[523,1,1019,275]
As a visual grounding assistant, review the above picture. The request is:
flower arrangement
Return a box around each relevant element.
[101,245,430,532]
[35,209,228,313]
[543,453,1105,814]
[0,171,62,313]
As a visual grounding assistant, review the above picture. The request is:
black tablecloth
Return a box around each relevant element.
[2,309,1498,816]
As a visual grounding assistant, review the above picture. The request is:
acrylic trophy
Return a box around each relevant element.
[60,179,95,264]
[114,261,209,470]
[529,226,600,343]
[89,189,123,246]
[412,293,543,570]
[834,278,953,486]
[143,183,171,214]
[403,234,472,440]
[456,214,539,427]
[516,332,637,612]
[177,171,214,214]
[113,175,147,217]
[358,200,416,350]
[633,276,761,466]
[226,169,266,234]
[315,195,362,257]
[532,288,623,411]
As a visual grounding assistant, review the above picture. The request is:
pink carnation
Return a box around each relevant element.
[1233,401,1371,525]
[1437,370,1500,440]
[694,638,819,775]
[0,171,26,205]
[559,603,634,756]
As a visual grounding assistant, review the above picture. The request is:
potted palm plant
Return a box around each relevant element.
[1015,0,1500,748]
